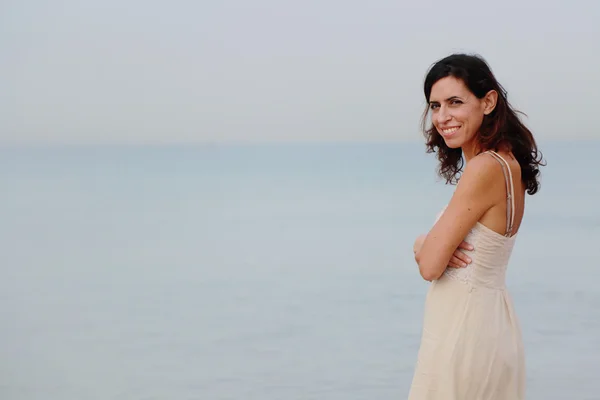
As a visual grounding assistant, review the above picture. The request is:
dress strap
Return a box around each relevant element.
[484,150,516,237]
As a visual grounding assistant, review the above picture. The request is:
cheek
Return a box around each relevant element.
[469,114,485,132]
[463,108,484,132]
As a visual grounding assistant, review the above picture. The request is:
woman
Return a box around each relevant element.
[408,54,544,399]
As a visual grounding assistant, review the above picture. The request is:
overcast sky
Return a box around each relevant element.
[1,0,598,145]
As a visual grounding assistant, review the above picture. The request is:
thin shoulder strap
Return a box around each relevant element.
[484,150,516,237]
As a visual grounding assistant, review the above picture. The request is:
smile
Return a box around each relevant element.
[441,127,460,134]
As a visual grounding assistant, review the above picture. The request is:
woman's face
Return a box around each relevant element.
[428,76,496,149]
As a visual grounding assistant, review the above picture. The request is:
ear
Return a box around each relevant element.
[482,90,498,115]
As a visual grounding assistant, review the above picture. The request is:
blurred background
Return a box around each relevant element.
[1,1,599,399]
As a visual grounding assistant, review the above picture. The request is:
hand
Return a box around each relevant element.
[447,241,474,268]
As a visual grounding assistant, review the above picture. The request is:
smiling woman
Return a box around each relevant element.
[428,78,497,148]
[407,54,545,400]
[420,54,544,194]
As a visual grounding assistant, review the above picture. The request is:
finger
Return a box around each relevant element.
[453,250,472,265]
[450,256,467,268]
[458,241,474,251]
[447,257,461,268]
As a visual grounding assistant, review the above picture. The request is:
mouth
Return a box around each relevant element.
[439,126,460,138]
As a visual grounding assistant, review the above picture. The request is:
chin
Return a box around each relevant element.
[442,137,463,149]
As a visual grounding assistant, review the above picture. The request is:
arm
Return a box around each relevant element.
[415,155,502,281]
[414,234,474,281]
[413,234,427,256]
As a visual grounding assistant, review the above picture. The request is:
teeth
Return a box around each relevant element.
[442,127,459,134]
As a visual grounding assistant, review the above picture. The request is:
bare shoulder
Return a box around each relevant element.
[494,150,523,177]
[456,152,505,194]
[443,152,507,227]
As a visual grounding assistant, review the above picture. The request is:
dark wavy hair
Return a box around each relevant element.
[421,53,545,195]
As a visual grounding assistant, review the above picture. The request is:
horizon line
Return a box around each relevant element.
[0,137,590,148]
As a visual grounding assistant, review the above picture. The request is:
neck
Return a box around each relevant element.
[462,139,481,162]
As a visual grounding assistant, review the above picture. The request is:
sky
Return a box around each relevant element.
[1,0,599,145]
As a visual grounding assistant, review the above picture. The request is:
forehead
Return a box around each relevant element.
[429,76,472,101]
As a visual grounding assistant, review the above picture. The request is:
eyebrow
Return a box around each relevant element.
[429,96,463,104]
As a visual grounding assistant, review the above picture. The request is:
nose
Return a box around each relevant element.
[435,105,452,124]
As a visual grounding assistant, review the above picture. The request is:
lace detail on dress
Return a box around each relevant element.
[443,264,474,284]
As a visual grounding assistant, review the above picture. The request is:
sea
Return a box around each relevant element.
[0,140,598,400]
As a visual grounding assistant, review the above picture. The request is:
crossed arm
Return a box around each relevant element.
[413,234,473,270]
[413,154,501,281]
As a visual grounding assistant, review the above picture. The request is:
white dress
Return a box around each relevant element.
[408,151,526,400]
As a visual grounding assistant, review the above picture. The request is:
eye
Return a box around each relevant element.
[429,103,439,110]
[450,99,463,105]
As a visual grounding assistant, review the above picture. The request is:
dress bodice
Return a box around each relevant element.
[434,150,519,291]
[438,207,517,290]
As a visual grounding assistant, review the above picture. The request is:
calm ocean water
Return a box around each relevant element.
[0,141,598,400]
